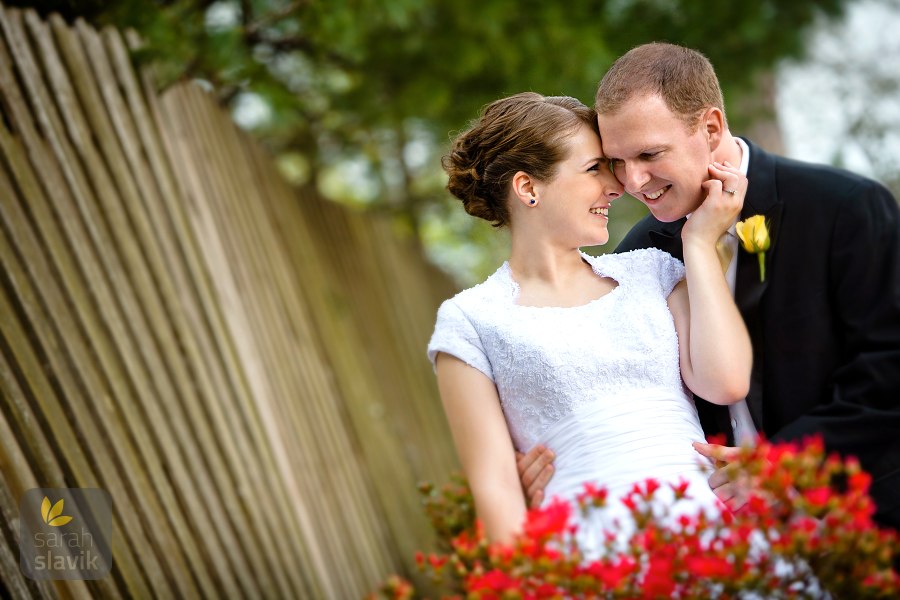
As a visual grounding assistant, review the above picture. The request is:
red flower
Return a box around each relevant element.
[451,523,484,555]
[387,437,900,600]
[734,524,756,544]
[488,542,515,565]
[468,569,521,592]
[720,507,735,525]
[746,493,769,514]
[378,575,414,600]
[576,482,608,507]
[706,433,727,446]
[524,498,572,540]
[849,471,871,494]
[802,435,824,454]
[802,486,831,508]
[766,440,799,465]
[791,516,820,536]
[517,537,541,560]
[669,477,691,500]
[642,556,676,598]
[428,553,448,569]
[850,498,876,528]
[685,555,735,578]
[583,557,636,590]
[391,579,413,600]
[533,582,561,598]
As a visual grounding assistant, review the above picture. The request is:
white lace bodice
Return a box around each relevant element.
[428,248,689,451]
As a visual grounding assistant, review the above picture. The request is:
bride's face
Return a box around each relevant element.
[532,124,623,247]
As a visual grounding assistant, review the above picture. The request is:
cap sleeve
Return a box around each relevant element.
[427,299,494,382]
[653,248,686,296]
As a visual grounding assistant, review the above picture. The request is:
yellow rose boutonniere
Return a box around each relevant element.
[735,215,770,282]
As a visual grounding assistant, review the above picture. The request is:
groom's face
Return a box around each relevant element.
[598,94,713,223]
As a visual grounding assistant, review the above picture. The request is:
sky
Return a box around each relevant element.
[776,0,900,185]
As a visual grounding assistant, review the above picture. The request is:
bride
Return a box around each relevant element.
[427,92,751,552]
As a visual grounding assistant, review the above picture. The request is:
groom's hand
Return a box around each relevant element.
[515,445,555,508]
[692,442,751,511]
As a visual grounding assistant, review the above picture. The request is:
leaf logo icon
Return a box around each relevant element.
[41,496,73,527]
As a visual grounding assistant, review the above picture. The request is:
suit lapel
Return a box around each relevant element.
[735,139,783,430]
[648,218,687,261]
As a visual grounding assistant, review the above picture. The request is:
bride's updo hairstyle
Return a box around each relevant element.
[442,92,599,227]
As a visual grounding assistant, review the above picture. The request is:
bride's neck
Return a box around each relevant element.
[507,244,587,288]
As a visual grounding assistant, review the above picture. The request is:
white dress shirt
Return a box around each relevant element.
[723,137,758,446]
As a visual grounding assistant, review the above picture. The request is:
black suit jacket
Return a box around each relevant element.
[616,139,900,529]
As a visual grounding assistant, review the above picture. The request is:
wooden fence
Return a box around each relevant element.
[0,5,460,598]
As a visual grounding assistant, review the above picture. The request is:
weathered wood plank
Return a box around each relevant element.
[0,13,159,593]
[19,13,232,599]
[0,352,91,600]
[163,84,372,597]
[0,3,461,596]
[103,24,322,597]
[259,181,435,561]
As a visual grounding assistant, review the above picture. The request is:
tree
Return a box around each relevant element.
[16,0,855,282]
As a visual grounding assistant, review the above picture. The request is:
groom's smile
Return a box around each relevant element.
[642,184,672,202]
[598,93,714,223]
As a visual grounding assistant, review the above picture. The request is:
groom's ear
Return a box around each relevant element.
[702,106,726,152]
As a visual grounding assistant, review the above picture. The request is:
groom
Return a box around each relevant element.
[518,43,900,531]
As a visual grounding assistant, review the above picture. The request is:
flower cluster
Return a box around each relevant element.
[418,473,476,553]
[369,437,898,599]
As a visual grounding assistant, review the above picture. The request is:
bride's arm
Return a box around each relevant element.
[435,352,527,543]
[668,162,752,405]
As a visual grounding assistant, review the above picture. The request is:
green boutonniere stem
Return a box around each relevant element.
[758,252,766,282]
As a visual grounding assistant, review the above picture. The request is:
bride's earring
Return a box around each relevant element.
[529,194,537,206]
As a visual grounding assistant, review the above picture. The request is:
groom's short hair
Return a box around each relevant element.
[595,42,726,131]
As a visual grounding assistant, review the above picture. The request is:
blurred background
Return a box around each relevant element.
[14,0,900,286]
[2,1,898,597]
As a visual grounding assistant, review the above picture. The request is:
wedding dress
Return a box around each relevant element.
[428,248,724,557]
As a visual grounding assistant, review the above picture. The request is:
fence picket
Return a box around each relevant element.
[0,5,459,597]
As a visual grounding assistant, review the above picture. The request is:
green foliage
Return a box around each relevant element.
[417,473,475,552]
[19,0,854,281]
[600,0,846,84]
[43,0,851,158]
